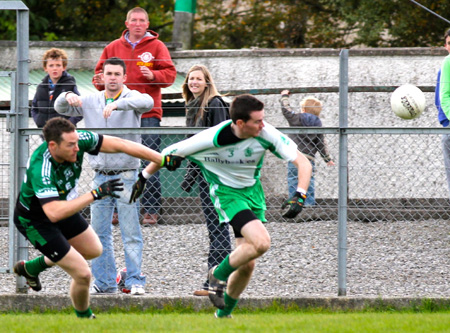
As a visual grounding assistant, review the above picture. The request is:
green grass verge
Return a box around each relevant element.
[4,298,450,315]
[1,312,450,332]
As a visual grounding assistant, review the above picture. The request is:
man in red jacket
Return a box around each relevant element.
[93,7,177,225]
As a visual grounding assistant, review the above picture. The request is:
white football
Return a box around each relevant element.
[390,84,426,120]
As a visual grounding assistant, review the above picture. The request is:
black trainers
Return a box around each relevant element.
[208,265,227,310]
[13,260,42,291]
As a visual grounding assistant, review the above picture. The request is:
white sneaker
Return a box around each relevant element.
[131,285,145,295]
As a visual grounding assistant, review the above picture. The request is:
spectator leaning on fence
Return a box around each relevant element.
[12,117,175,319]
[180,64,232,297]
[280,90,335,206]
[55,57,153,296]
[436,28,450,196]
[130,94,312,318]
[92,6,177,226]
[31,48,82,128]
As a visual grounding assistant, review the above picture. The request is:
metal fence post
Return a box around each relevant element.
[14,2,30,293]
[338,49,349,296]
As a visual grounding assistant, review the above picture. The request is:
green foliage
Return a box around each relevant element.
[0,0,174,42]
[193,0,450,49]
[2,0,450,47]
[335,0,450,47]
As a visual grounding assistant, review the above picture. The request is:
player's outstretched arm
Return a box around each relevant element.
[100,135,162,165]
[281,151,312,219]
[293,150,311,191]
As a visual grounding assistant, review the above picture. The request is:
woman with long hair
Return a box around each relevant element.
[181,64,232,296]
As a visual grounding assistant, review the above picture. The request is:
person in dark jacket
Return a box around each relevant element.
[280,90,335,206]
[180,64,232,296]
[31,48,82,128]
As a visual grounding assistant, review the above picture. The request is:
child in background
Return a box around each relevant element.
[31,48,82,128]
[280,90,335,206]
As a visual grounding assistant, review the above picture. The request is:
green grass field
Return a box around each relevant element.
[2,310,450,332]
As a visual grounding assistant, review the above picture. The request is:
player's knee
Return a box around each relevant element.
[74,268,92,286]
[83,243,103,260]
[254,236,271,256]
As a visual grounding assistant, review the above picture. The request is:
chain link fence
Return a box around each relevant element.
[0,35,448,297]
[0,113,449,299]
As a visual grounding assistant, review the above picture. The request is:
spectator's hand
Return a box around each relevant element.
[281,191,307,218]
[129,172,147,203]
[93,71,104,86]
[281,90,290,96]
[162,154,184,171]
[327,161,335,166]
[103,101,118,119]
[66,92,82,107]
[91,178,124,200]
[140,66,155,81]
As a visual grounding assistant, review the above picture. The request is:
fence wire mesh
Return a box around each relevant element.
[1,125,448,297]
[0,118,11,274]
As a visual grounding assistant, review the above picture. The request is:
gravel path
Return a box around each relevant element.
[0,219,449,298]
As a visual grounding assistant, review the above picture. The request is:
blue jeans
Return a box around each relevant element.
[91,170,145,291]
[141,117,161,214]
[287,160,316,206]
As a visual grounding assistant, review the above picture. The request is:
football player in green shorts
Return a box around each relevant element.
[13,117,180,318]
[131,94,312,318]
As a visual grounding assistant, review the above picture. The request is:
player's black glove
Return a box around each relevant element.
[180,173,196,193]
[180,161,200,193]
[91,178,123,200]
[162,154,184,171]
[281,191,307,218]
[129,172,147,203]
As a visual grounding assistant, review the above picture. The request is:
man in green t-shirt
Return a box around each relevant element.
[13,117,177,319]
[131,94,312,318]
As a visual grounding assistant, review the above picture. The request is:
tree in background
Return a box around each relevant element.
[0,0,174,42]
[333,0,450,47]
[193,0,450,49]
[1,0,450,48]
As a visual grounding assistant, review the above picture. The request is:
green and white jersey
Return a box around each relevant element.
[16,130,102,219]
[162,120,297,189]
[440,54,450,118]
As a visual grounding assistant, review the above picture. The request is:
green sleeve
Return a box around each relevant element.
[77,130,101,153]
[440,56,450,119]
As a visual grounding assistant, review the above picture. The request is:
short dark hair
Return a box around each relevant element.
[445,28,450,41]
[103,57,126,74]
[230,94,264,123]
[43,117,76,144]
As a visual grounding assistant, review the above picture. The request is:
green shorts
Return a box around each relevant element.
[210,181,267,225]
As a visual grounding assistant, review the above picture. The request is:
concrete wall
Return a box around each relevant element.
[0,41,448,199]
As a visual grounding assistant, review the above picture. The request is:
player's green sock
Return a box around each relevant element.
[25,255,50,276]
[217,292,238,317]
[213,254,236,281]
[75,307,93,318]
